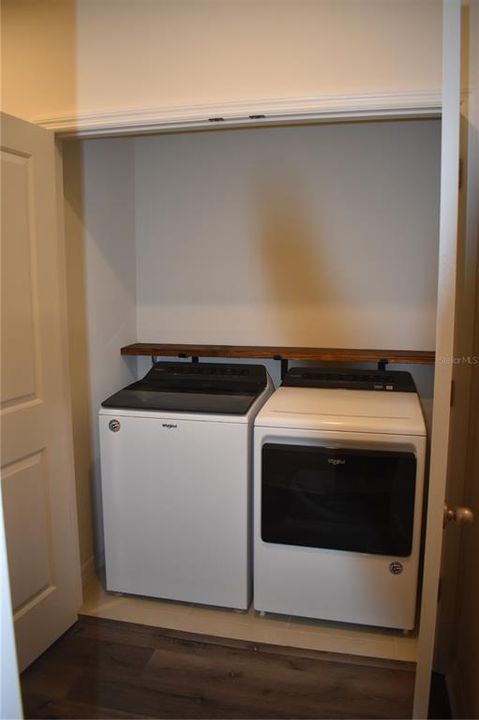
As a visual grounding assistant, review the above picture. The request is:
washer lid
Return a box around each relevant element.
[255,386,426,436]
[101,361,268,415]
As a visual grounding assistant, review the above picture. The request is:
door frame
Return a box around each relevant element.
[414,1,462,716]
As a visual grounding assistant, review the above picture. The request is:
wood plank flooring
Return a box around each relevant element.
[21,616,415,719]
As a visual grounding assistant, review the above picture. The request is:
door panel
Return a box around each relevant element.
[2,453,53,611]
[0,112,81,670]
[1,150,37,404]
[440,2,479,715]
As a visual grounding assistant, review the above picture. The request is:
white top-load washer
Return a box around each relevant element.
[99,361,273,610]
[254,368,426,630]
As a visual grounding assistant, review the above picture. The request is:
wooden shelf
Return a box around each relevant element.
[121,343,435,365]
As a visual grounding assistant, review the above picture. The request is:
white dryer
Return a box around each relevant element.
[100,361,273,610]
[253,368,426,630]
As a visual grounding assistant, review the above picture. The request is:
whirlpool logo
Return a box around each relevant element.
[327,458,346,466]
[162,423,178,429]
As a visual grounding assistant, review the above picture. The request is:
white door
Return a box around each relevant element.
[432,0,479,714]
[0,491,22,719]
[1,112,81,671]
[413,1,463,716]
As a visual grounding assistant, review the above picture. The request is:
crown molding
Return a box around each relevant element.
[35,90,442,138]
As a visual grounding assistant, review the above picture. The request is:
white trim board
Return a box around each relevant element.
[36,91,442,138]
[413,0,462,716]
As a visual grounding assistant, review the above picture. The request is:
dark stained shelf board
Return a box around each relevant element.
[121,343,435,365]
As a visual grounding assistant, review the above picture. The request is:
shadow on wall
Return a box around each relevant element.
[62,141,99,579]
[62,137,138,579]
[257,178,336,344]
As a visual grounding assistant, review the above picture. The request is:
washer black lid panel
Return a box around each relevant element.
[282,367,417,392]
[101,362,268,414]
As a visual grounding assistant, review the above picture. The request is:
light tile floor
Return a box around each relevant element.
[81,572,417,663]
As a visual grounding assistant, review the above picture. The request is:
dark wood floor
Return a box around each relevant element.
[21,616,416,719]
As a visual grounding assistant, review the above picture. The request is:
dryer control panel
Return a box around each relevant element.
[282,367,417,392]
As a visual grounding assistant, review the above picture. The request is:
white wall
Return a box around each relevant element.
[1,0,442,123]
[63,119,440,571]
[63,137,137,571]
[135,120,441,350]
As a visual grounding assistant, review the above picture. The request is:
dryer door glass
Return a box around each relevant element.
[261,444,416,556]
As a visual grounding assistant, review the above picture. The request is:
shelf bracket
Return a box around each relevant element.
[272,357,289,380]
